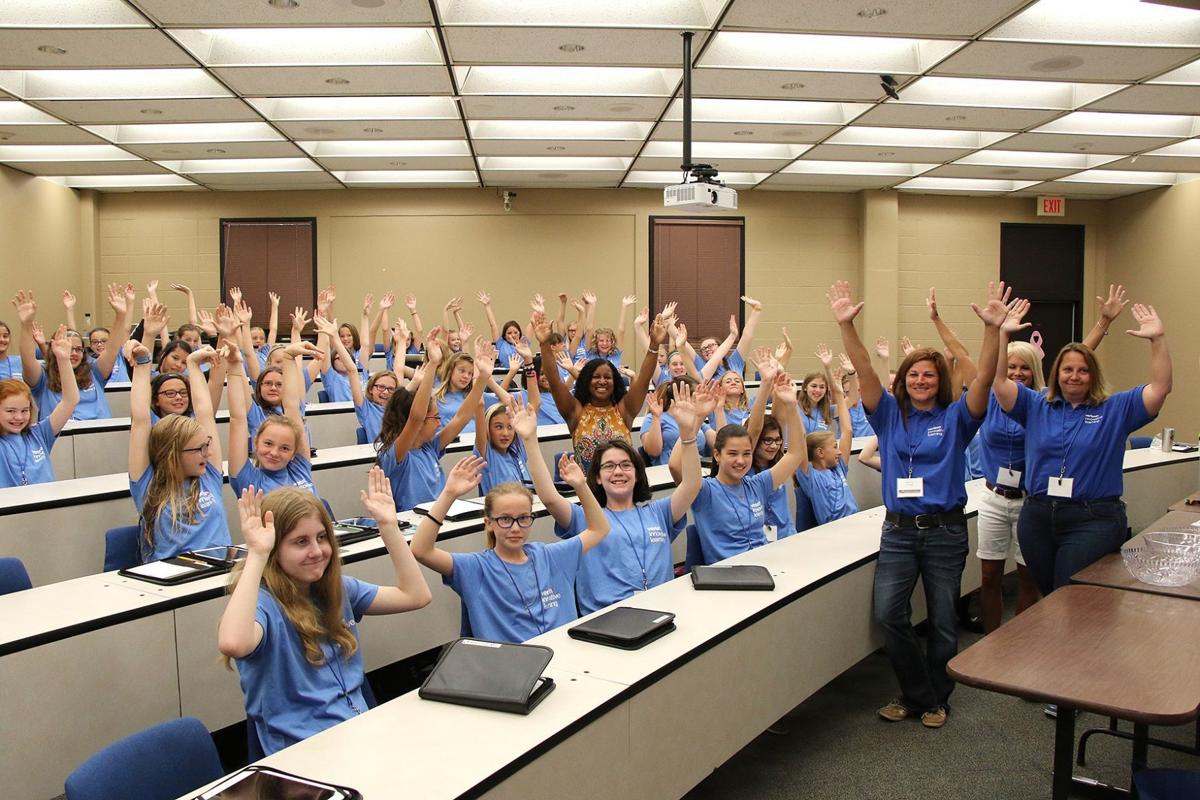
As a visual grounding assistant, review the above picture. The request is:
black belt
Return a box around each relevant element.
[985,481,1026,500]
[885,508,966,530]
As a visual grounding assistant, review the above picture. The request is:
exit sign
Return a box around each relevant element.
[1037,195,1066,216]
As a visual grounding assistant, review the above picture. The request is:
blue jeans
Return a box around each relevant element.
[1018,495,1128,596]
[873,520,969,712]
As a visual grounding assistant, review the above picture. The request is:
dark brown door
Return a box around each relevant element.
[650,216,745,346]
[220,218,316,337]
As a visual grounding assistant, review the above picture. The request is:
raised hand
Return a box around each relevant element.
[814,343,833,367]
[286,340,321,359]
[234,300,253,324]
[188,344,218,367]
[582,290,597,306]
[458,320,474,341]
[11,290,37,324]
[197,308,218,337]
[291,307,310,331]
[404,293,418,312]
[171,283,193,296]
[62,290,76,310]
[143,302,169,337]
[395,319,411,347]
[649,313,668,347]
[362,293,374,314]
[312,313,338,338]
[221,341,242,366]
[669,382,702,437]
[646,388,663,417]
[515,338,534,363]
[214,305,239,339]
[570,297,585,314]
[926,287,940,320]
[970,280,1012,328]
[826,281,864,324]
[476,290,491,305]
[692,379,720,418]
[661,301,678,320]
[360,466,398,528]
[621,294,636,307]
[238,488,276,557]
[1097,284,1129,321]
[126,339,150,364]
[106,282,128,315]
[49,324,71,362]
[838,352,854,372]
[558,452,586,489]
[776,326,793,360]
[379,291,395,310]
[425,327,445,365]
[507,354,523,373]
[741,295,762,312]
[123,283,136,306]
[268,291,280,307]
[772,372,798,405]
[508,396,538,440]
[529,293,545,315]
[228,286,242,305]
[1002,298,1032,334]
[530,311,552,344]
[555,350,574,374]
[728,314,739,337]
[445,455,485,498]
[751,347,777,381]
[674,322,689,348]
[29,321,46,349]
[1125,303,1164,340]
[408,364,426,386]
[472,337,497,376]
[634,306,648,327]
[146,279,159,299]
[900,335,915,356]
[444,295,462,313]
[874,336,889,360]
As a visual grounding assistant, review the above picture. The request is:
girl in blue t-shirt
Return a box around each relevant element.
[478,289,528,367]
[128,343,232,563]
[0,327,79,488]
[410,449,610,644]
[641,377,714,467]
[829,278,1005,728]
[229,340,319,498]
[218,469,432,756]
[474,400,533,494]
[678,373,805,564]
[795,366,859,525]
[319,313,398,445]
[376,331,492,511]
[433,351,480,433]
[799,355,834,434]
[745,348,796,540]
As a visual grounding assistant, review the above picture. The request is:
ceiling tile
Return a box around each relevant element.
[986,0,1200,47]
[274,119,467,141]
[84,121,283,144]
[122,141,305,160]
[38,97,261,124]
[898,75,1123,109]
[931,41,1200,83]
[721,0,1029,37]
[0,28,193,68]
[316,155,476,171]
[1083,84,1200,114]
[1149,57,1200,85]
[135,0,434,26]
[700,31,965,74]
[0,125,109,145]
[161,156,320,174]
[0,68,230,100]
[169,27,443,67]
[214,66,454,97]
[758,173,911,190]
[988,131,1183,155]
[0,1,149,28]
[455,66,680,96]
[200,180,344,192]
[434,0,721,27]
[299,139,475,169]
[800,143,973,162]
[467,119,652,139]
[852,103,1058,132]
[692,68,892,101]
[461,95,666,120]
[247,96,459,121]
[1034,111,1200,138]
[473,139,640,157]
[653,121,837,143]
[662,98,868,124]
[921,163,1079,181]
[444,26,708,66]
[1012,180,1152,198]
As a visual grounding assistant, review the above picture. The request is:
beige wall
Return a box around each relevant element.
[0,164,91,329]
[1106,180,1200,436]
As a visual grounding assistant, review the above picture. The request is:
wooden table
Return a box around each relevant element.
[948,585,1200,799]
[1072,510,1200,601]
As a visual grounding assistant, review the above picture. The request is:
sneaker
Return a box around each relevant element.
[878,700,910,722]
[921,707,948,729]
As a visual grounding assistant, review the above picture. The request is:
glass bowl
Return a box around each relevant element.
[1123,530,1200,587]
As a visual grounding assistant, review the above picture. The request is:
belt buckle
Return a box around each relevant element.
[914,513,938,529]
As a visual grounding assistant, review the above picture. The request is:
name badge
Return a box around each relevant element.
[897,477,924,498]
[1047,477,1074,498]
[764,524,778,542]
[996,467,1022,488]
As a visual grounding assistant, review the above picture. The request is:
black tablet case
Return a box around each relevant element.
[196,765,362,799]
[690,565,776,591]
[419,638,555,714]
[118,550,239,586]
[568,607,677,650]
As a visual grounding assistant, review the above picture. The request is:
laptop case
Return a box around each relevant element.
[419,638,555,714]
[414,498,485,522]
[690,565,776,591]
[568,606,677,650]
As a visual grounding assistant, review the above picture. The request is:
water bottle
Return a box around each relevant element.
[1161,427,1175,453]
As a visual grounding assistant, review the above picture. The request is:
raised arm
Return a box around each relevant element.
[735,296,763,360]
[358,294,373,371]
[640,390,664,460]
[663,382,704,521]
[438,338,496,449]
[442,296,461,336]
[992,297,1030,413]
[927,287,977,390]
[615,294,635,355]
[511,398,573,527]
[477,290,500,342]
[284,341,317,460]
[827,281,882,413]
[187,346,223,467]
[534,311,581,428]
[830,368,853,467]
[746,347,778,445]
[774,326,794,369]
[700,316,738,381]
[11,290,44,386]
[148,280,169,349]
[405,294,424,348]
[858,435,881,472]
[582,290,598,347]
[62,291,78,332]
[360,466,433,613]
[127,339,153,479]
[873,336,890,387]
[392,332,441,462]
[672,321,703,381]
[266,292,280,348]
[965,282,1008,419]
[315,314,362,411]
[767,374,806,489]
[1127,304,1171,416]
[838,351,862,409]
[172,283,200,326]
[621,312,668,425]
[99,284,131,380]
[561,451,610,553]
[219,489,273,658]
[410,456,485,577]
[1082,284,1129,351]
[225,340,251,480]
[45,326,80,434]
[633,306,651,352]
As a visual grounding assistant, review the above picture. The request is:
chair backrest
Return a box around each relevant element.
[65,716,224,800]
[320,497,335,521]
[104,525,142,572]
[793,484,818,533]
[356,426,368,445]
[1129,435,1153,450]
[684,524,708,569]
[0,557,32,595]
[552,451,571,482]
[317,389,330,404]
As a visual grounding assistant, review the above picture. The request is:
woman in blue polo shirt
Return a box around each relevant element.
[829,279,1006,730]
[993,301,1171,597]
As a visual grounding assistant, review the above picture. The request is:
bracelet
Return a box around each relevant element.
[134,354,152,365]
[425,512,444,527]
[679,436,698,445]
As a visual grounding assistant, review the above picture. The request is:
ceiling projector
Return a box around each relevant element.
[663,181,738,212]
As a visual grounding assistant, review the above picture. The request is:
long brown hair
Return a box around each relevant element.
[433,352,474,402]
[46,331,94,393]
[223,489,355,669]
[893,348,954,426]
[1046,343,1109,405]
[253,366,284,413]
[141,414,205,556]
[799,372,832,426]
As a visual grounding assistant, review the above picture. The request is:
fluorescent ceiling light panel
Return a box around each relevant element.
[84,122,282,144]
[161,157,320,173]
[0,102,62,124]
[985,0,1200,47]
[0,69,229,100]
[642,141,808,159]
[783,161,935,176]
[663,98,867,124]
[46,174,196,188]
[455,66,680,96]
[899,77,1122,110]
[334,169,479,183]
[896,177,1039,192]
[434,0,722,27]
[468,120,652,139]
[1149,59,1200,86]
[478,156,631,170]
[1060,169,1177,184]
[700,32,964,74]
[1146,140,1200,157]
[298,140,470,157]
[0,144,137,161]
[954,150,1119,169]
[247,96,458,121]
[828,127,1007,148]
[170,28,443,67]
[0,0,149,28]
[1035,111,1200,138]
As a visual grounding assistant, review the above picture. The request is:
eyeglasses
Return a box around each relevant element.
[181,437,212,455]
[69,347,85,355]
[373,385,396,395]
[159,389,189,400]
[599,460,635,474]
[759,437,783,446]
[489,514,536,529]
[259,381,283,390]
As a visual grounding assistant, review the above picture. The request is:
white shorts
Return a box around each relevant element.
[976,488,1026,566]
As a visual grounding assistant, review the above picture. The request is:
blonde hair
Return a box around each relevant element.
[252,415,305,466]
[141,415,206,557]
[1046,343,1109,405]
[482,482,533,549]
[434,352,474,403]
[799,372,833,426]
[805,430,836,461]
[0,379,36,433]
[721,372,749,410]
[1006,341,1045,391]
[223,489,354,669]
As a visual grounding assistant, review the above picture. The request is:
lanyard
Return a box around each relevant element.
[499,549,547,634]
[611,506,650,591]
[1057,402,1086,479]
[325,645,363,715]
[715,479,752,537]
[1,433,31,486]
[903,410,934,479]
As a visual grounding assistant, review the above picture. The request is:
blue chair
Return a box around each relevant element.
[1134,769,1200,800]
[105,525,141,572]
[684,524,708,569]
[1129,436,1153,450]
[355,426,368,445]
[793,486,818,533]
[0,557,32,595]
[64,716,223,800]
[321,497,335,521]
[552,451,571,482]
[317,389,330,403]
